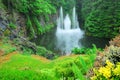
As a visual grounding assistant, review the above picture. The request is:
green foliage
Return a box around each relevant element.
[81,0,120,38]
[79,57,88,73]
[72,47,86,54]
[51,0,75,8]
[22,46,34,55]
[26,15,35,37]
[54,60,75,79]
[36,46,55,59]
[2,0,56,38]
[51,0,76,14]
[88,52,97,67]
[26,15,54,37]
[62,0,76,13]
[2,0,56,15]
[18,42,55,59]
[31,16,42,34]
[0,0,5,9]
[31,16,54,35]
[9,22,16,29]
[72,44,97,54]
[72,63,85,80]
[54,54,96,80]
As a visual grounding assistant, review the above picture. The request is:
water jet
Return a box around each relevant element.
[56,7,84,55]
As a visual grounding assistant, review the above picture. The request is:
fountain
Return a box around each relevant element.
[56,7,84,55]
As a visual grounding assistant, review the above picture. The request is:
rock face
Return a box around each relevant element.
[0,6,26,38]
[0,8,57,38]
[0,19,6,30]
[0,8,7,35]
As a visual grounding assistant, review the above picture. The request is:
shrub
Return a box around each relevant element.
[54,55,96,80]
[72,47,86,54]
[72,44,97,54]
[36,46,55,59]
[54,60,75,79]
[91,60,120,80]
[104,45,120,64]
[22,46,34,55]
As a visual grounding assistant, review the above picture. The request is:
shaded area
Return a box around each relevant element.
[80,35,110,48]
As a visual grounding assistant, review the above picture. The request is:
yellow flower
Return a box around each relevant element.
[106,60,114,69]
[90,60,118,80]
[98,67,111,79]
[113,63,120,76]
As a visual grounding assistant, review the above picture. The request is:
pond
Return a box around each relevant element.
[32,27,110,55]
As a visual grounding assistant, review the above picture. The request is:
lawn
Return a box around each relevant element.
[0,39,96,80]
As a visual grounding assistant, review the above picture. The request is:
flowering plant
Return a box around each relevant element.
[91,60,120,80]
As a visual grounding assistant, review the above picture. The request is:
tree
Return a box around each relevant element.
[81,0,120,38]
[2,0,56,38]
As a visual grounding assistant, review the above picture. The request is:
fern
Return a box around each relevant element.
[32,16,42,34]
[79,57,88,73]
[26,15,35,37]
[72,63,85,80]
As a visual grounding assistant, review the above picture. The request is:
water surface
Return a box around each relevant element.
[32,28,110,54]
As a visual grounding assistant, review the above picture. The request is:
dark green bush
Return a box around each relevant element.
[81,0,120,38]
[72,44,97,54]
[36,46,55,59]
[22,46,34,55]
[72,47,86,54]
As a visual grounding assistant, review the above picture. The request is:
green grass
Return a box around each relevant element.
[0,53,96,80]
[0,69,56,80]
[0,38,97,80]
[0,54,57,80]
[1,54,51,70]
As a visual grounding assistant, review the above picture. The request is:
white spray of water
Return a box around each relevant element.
[56,7,84,55]
[64,14,71,30]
